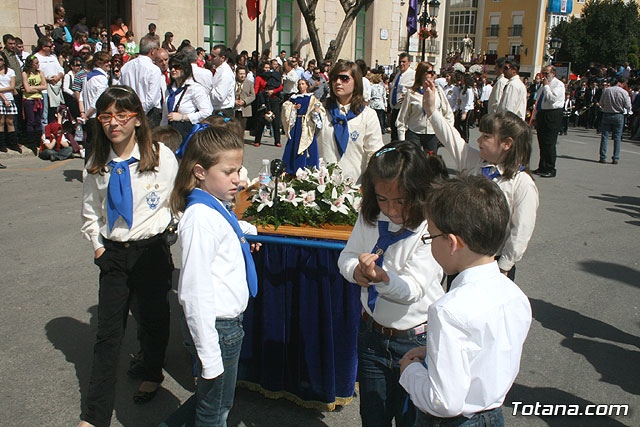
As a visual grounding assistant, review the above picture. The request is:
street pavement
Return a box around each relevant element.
[0,125,638,427]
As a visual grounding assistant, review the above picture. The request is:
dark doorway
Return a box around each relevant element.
[61,0,131,34]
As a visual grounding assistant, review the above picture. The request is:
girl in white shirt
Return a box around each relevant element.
[0,52,17,153]
[80,86,179,427]
[317,60,383,182]
[170,126,259,425]
[396,61,454,153]
[455,73,475,143]
[422,77,539,280]
[163,53,213,139]
[338,141,447,427]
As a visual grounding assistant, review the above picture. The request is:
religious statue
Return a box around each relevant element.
[462,34,473,63]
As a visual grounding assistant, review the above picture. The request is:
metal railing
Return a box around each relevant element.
[486,25,500,37]
[508,25,523,37]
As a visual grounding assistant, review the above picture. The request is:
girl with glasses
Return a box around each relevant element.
[338,141,449,427]
[317,59,384,182]
[79,86,179,427]
[396,62,454,154]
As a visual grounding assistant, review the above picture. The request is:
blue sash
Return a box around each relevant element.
[107,157,138,231]
[366,221,414,313]
[186,188,258,297]
[328,102,359,159]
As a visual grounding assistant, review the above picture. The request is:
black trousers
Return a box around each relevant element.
[255,96,282,145]
[390,108,400,140]
[405,129,439,153]
[536,108,563,173]
[82,235,173,427]
[455,110,471,143]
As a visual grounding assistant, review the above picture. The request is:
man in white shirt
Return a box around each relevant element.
[497,58,527,120]
[276,49,287,67]
[120,35,163,127]
[488,57,508,114]
[34,37,64,131]
[389,52,416,140]
[399,176,531,425]
[81,51,111,160]
[479,78,493,118]
[534,65,565,178]
[210,44,235,118]
[182,45,215,98]
[281,60,299,101]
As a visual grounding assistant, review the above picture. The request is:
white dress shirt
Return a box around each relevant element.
[399,261,531,418]
[192,63,214,95]
[211,61,235,110]
[498,75,527,120]
[428,110,539,271]
[162,77,213,124]
[119,55,163,113]
[480,84,493,102]
[538,77,566,110]
[81,68,109,118]
[81,143,179,251]
[458,87,475,113]
[317,103,384,182]
[396,87,454,140]
[443,84,459,111]
[488,74,508,114]
[389,68,416,109]
[362,76,371,103]
[338,214,444,329]
[282,69,299,94]
[178,200,257,379]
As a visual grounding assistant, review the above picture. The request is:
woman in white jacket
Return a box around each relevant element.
[396,62,454,153]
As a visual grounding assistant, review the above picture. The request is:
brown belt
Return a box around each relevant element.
[361,311,426,338]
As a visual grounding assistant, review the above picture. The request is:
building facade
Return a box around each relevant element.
[443,0,586,76]
[0,0,450,70]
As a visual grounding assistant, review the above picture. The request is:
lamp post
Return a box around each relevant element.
[548,37,562,65]
[418,0,440,62]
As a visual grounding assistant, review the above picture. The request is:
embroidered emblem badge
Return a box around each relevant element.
[350,130,359,141]
[146,191,160,209]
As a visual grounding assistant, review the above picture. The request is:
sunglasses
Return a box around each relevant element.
[425,70,436,75]
[100,34,108,37]
[332,74,352,83]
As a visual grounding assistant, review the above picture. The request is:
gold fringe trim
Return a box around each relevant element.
[237,380,355,411]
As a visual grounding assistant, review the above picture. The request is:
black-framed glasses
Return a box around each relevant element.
[421,233,445,244]
[332,74,351,83]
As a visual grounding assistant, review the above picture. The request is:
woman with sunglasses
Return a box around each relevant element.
[79,86,178,427]
[396,62,454,153]
[317,60,383,182]
[162,53,212,139]
[63,59,83,120]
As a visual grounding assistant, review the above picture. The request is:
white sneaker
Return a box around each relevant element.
[80,149,85,159]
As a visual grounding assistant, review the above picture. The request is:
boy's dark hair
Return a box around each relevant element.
[151,125,183,152]
[478,111,532,179]
[361,141,449,230]
[425,176,509,255]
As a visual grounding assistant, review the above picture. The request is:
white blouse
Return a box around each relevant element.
[162,77,213,124]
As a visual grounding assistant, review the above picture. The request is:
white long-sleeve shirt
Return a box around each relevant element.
[389,68,416,109]
[119,55,163,113]
[362,76,371,103]
[81,142,178,251]
[396,87,454,140]
[458,87,475,113]
[338,214,444,330]
[399,262,531,418]
[63,70,74,96]
[81,68,109,118]
[162,77,213,124]
[488,74,508,114]
[282,69,299,94]
[428,110,539,271]
[498,75,527,119]
[192,63,214,94]
[538,77,565,110]
[210,61,235,110]
[178,200,257,379]
[317,103,384,182]
[443,84,459,111]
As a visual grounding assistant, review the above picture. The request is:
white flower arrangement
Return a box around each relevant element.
[244,160,362,228]
[452,62,467,73]
[469,64,484,74]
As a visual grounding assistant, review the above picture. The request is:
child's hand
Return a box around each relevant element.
[421,78,437,117]
[358,253,390,283]
[353,264,371,288]
[250,242,262,253]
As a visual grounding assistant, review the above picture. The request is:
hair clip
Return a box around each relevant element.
[224,117,230,123]
[174,123,211,159]
[375,147,396,157]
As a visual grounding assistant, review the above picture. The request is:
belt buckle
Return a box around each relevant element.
[123,242,130,248]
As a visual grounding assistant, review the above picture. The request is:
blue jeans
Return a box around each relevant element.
[599,112,624,161]
[415,407,505,427]
[357,317,427,427]
[159,316,244,427]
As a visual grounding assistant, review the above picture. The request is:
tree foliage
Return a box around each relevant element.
[296,0,374,63]
[551,0,640,73]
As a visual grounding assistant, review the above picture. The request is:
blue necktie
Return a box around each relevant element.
[175,123,210,159]
[186,188,258,297]
[107,157,138,231]
[481,166,501,180]
[392,76,400,106]
[367,221,414,313]
[328,103,359,159]
[167,84,188,113]
[536,91,545,112]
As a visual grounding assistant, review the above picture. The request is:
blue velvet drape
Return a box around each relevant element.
[239,237,361,405]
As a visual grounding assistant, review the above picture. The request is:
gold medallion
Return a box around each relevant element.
[375,248,384,256]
